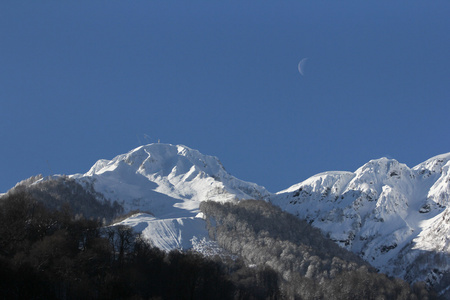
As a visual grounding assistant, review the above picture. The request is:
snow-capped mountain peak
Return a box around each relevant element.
[86,144,225,179]
[73,143,270,217]
[69,143,270,251]
[271,153,450,289]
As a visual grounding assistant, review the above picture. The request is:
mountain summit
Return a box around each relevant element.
[70,143,270,250]
[72,143,270,218]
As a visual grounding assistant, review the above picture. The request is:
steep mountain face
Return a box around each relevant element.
[70,143,270,251]
[271,153,450,291]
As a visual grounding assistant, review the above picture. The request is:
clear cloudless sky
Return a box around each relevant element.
[1,1,450,193]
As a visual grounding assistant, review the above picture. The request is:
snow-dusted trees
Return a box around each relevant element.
[200,199,433,299]
[5,175,123,222]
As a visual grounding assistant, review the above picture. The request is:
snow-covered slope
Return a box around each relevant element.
[271,153,450,290]
[71,143,270,249]
[113,213,210,252]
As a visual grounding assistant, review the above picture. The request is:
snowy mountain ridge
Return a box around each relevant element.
[271,152,450,288]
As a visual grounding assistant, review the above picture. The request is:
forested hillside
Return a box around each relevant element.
[200,200,434,299]
[0,191,282,299]
[4,175,123,222]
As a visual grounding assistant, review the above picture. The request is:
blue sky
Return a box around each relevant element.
[1,1,450,193]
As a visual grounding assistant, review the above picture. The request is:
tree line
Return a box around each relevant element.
[200,199,435,299]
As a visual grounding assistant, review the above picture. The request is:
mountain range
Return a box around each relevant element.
[4,143,450,295]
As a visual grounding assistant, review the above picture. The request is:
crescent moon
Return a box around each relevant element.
[298,58,309,76]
